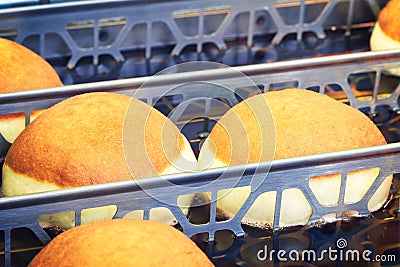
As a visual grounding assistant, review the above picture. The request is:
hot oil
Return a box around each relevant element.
[189,176,400,266]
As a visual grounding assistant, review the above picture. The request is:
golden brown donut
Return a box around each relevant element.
[370,0,400,76]
[198,89,392,228]
[2,92,198,228]
[0,37,63,143]
[29,219,214,267]
[0,38,62,93]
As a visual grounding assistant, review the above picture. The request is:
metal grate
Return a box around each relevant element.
[0,0,398,266]
[0,50,399,266]
[0,0,388,84]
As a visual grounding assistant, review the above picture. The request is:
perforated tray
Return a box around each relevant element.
[0,0,388,84]
[0,0,399,266]
[0,49,400,266]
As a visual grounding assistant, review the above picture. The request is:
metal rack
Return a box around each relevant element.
[0,0,399,266]
[0,49,400,266]
[0,0,388,84]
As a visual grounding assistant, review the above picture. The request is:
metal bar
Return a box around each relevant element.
[0,142,399,211]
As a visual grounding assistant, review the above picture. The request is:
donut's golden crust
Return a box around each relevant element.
[28,219,214,267]
[3,92,186,188]
[269,89,386,158]
[0,38,62,93]
[378,0,400,42]
[0,38,62,142]
[208,89,386,165]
